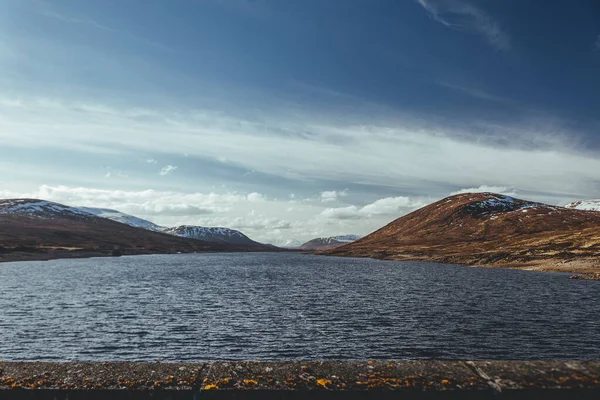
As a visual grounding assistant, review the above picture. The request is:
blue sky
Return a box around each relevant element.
[1,0,599,243]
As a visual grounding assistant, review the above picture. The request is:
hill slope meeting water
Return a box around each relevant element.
[0,199,276,262]
[325,192,600,279]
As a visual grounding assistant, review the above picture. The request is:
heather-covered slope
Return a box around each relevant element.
[325,193,600,273]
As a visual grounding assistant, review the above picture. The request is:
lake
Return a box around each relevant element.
[0,252,598,361]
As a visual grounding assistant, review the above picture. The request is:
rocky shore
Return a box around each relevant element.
[1,360,599,398]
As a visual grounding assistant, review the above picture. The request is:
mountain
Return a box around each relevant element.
[266,238,303,249]
[161,225,265,247]
[77,207,164,231]
[565,200,600,212]
[0,199,250,262]
[0,199,97,220]
[325,193,600,270]
[300,234,362,250]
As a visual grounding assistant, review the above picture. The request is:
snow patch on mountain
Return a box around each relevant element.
[162,225,261,246]
[77,207,164,231]
[299,234,363,250]
[0,199,95,219]
[565,200,600,212]
[332,234,363,243]
[462,193,546,216]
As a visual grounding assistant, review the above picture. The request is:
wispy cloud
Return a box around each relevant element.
[39,9,171,51]
[438,82,511,103]
[417,0,511,51]
[321,196,428,220]
[105,170,128,179]
[159,165,178,176]
[41,10,120,34]
[146,158,158,164]
[320,190,348,202]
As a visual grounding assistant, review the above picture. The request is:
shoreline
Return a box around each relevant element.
[0,248,299,264]
[474,259,600,280]
[322,251,600,280]
[2,249,598,280]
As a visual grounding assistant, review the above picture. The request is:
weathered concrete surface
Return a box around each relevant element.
[0,361,599,399]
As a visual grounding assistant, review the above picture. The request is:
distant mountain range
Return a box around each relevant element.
[325,193,600,270]
[0,199,277,262]
[161,225,263,247]
[299,234,362,250]
[77,207,267,247]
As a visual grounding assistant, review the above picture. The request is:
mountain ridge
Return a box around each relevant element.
[0,199,275,262]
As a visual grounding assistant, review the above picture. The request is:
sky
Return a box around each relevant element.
[1,0,599,244]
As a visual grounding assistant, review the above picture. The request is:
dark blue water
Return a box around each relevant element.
[0,252,598,361]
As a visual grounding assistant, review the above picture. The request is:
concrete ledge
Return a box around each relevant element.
[1,361,599,399]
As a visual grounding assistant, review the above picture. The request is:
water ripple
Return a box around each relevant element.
[0,252,598,361]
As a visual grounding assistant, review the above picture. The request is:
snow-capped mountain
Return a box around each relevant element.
[565,200,600,212]
[77,207,164,231]
[162,225,263,246]
[0,198,249,262]
[299,234,363,251]
[0,199,96,220]
[266,238,304,249]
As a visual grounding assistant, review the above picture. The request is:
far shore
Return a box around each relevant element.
[2,248,598,280]
[479,258,600,280]
[0,248,298,264]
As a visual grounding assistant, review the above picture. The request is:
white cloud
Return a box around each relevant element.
[417,0,511,51]
[321,196,428,220]
[146,158,157,164]
[361,196,426,215]
[450,185,516,196]
[105,170,128,179]
[438,82,510,103]
[320,190,348,202]
[159,165,177,176]
[247,192,265,202]
[320,205,361,220]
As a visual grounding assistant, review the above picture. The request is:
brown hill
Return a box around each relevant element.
[0,199,272,262]
[325,193,600,274]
